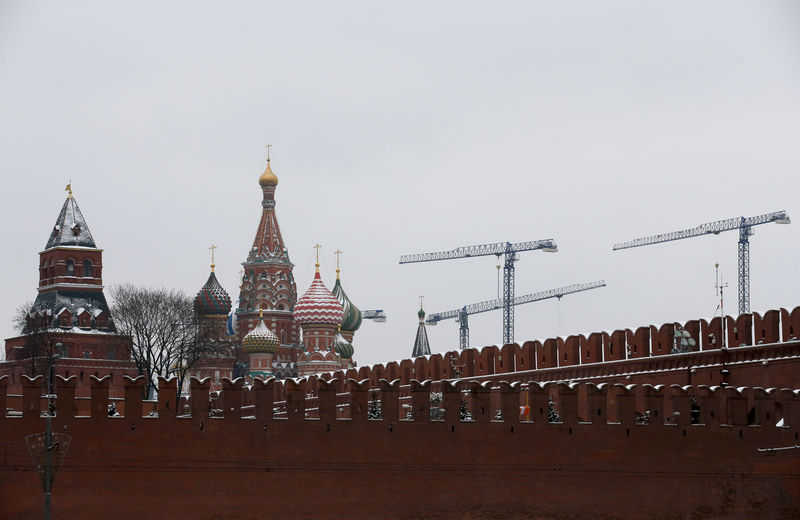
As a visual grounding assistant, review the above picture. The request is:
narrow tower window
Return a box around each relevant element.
[83,260,93,277]
[65,260,74,276]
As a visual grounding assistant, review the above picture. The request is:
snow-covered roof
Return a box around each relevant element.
[412,314,431,358]
[45,195,97,249]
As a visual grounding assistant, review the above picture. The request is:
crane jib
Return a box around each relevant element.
[613,211,789,251]
[425,281,606,325]
[399,239,558,264]
[612,210,790,315]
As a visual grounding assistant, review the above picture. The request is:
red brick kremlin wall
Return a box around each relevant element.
[1,374,799,519]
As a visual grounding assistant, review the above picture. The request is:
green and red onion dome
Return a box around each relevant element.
[194,270,232,316]
[332,277,362,333]
[333,331,354,360]
[242,312,280,354]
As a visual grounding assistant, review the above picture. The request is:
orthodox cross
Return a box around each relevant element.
[266,144,272,161]
[313,243,322,263]
[209,244,217,265]
[419,295,424,310]
[334,249,343,279]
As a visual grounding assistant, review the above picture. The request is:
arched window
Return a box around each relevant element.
[65,260,74,276]
[83,260,93,277]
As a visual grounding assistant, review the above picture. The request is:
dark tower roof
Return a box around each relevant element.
[45,193,97,249]
[412,306,431,358]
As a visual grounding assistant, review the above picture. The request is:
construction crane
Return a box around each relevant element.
[613,211,791,315]
[426,280,606,349]
[400,239,558,345]
[362,309,387,322]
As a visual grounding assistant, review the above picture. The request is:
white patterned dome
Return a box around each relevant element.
[294,269,344,325]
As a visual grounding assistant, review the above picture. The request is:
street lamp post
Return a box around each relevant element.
[44,347,61,520]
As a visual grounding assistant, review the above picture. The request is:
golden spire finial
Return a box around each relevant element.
[209,244,217,272]
[259,307,264,318]
[65,182,73,199]
[313,243,322,272]
[334,249,342,279]
[259,145,279,187]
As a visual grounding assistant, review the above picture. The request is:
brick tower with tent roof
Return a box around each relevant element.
[2,185,135,399]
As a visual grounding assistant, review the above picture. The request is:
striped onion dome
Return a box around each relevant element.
[294,269,344,325]
[333,331,354,359]
[332,277,362,333]
[194,270,232,316]
[242,312,280,354]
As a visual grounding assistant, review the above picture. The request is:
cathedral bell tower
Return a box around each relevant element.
[235,152,300,378]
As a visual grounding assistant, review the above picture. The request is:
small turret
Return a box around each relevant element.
[412,301,431,358]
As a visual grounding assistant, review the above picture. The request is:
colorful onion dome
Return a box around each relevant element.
[259,158,279,187]
[194,270,232,316]
[333,331,354,359]
[294,268,344,325]
[418,307,426,319]
[242,310,280,354]
[332,277,362,333]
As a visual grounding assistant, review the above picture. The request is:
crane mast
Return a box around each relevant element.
[613,211,790,314]
[427,280,606,349]
[400,239,558,345]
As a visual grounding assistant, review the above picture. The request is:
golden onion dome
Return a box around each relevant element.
[242,310,280,354]
[259,158,279,187]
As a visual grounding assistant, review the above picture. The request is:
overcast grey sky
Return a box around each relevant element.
[2,1,799,366]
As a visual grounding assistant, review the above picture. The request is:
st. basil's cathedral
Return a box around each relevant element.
[192,155,362,381]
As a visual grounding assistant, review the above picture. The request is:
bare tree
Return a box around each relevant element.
[109,284,229,401]
[9,302,67,379]
[12,300,33,335]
